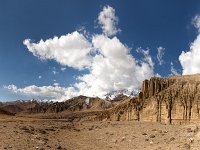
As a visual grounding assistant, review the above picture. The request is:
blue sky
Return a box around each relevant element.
[1,0,200,101]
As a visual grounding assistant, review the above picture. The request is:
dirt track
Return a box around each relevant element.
[0,116,200,150]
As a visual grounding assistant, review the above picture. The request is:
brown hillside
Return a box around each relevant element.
[0,108,14,116]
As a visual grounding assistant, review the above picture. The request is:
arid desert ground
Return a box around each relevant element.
[1,114,200,150]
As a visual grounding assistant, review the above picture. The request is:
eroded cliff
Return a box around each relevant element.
[105,74,200,124]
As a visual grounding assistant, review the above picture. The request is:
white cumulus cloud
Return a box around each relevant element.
[23,31,92,70]
[157,46,165,65]
[73,35,154,97]
[179,15,200,75]
[6,5,155,101]
[98,5,120,36]
[4,84,76,101]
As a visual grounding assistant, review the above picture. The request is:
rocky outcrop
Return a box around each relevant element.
[102,75,200,124]
[139,76,200,124]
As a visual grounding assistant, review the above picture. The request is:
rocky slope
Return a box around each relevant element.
[0,108,14,116]
[0,100,38,114]
[96,74,200,124]
[25,96,113,114]
[0,95,122,115]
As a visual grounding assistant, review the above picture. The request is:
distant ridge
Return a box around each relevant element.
[0,108,14,116]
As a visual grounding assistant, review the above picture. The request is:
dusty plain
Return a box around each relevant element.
[0,115,200,150]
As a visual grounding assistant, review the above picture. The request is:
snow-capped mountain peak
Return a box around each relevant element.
[103,89,140,100]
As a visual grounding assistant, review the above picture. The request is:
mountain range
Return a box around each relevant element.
[1,74,200,124]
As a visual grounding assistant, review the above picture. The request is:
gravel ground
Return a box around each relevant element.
[0,116,199,150]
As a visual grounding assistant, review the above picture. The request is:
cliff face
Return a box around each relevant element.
[105,75,200,124]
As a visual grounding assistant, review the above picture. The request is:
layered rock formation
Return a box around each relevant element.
[104,74,200,124]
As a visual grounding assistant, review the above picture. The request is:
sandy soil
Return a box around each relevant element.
[0,116,200,150]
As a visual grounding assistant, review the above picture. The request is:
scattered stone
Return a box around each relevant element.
[121,136,126,141]
[149,141,153,145]
[152,129,157,131]
[57,145,62,149]
[95,126,101,129]
[161,133,165,136]
[183,143,190,150]
[149,135,155,138]
[102,118,107,122]
[187,128,193,133]
[158,130,163,133]
[112,139,117,144]
[142,132,147,136]
[43,138,48,141]
[186,124,198,133]
[20,126,29,131]
[74,128,80,132]
[132,135,136,139]
[187,137,194,143]
[169,137,175,142]
[38,129,47,134]
[89,125,94,130]
[97,137,102,140]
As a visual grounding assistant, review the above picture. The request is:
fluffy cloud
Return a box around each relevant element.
[179,15,200,75]
[157,46,165,65]
[14,34,154,99]
[74,35,154,97]
[23,31,92,70]
[4,84,76,101]
[98,5,120,36]
[6,5,155,100]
